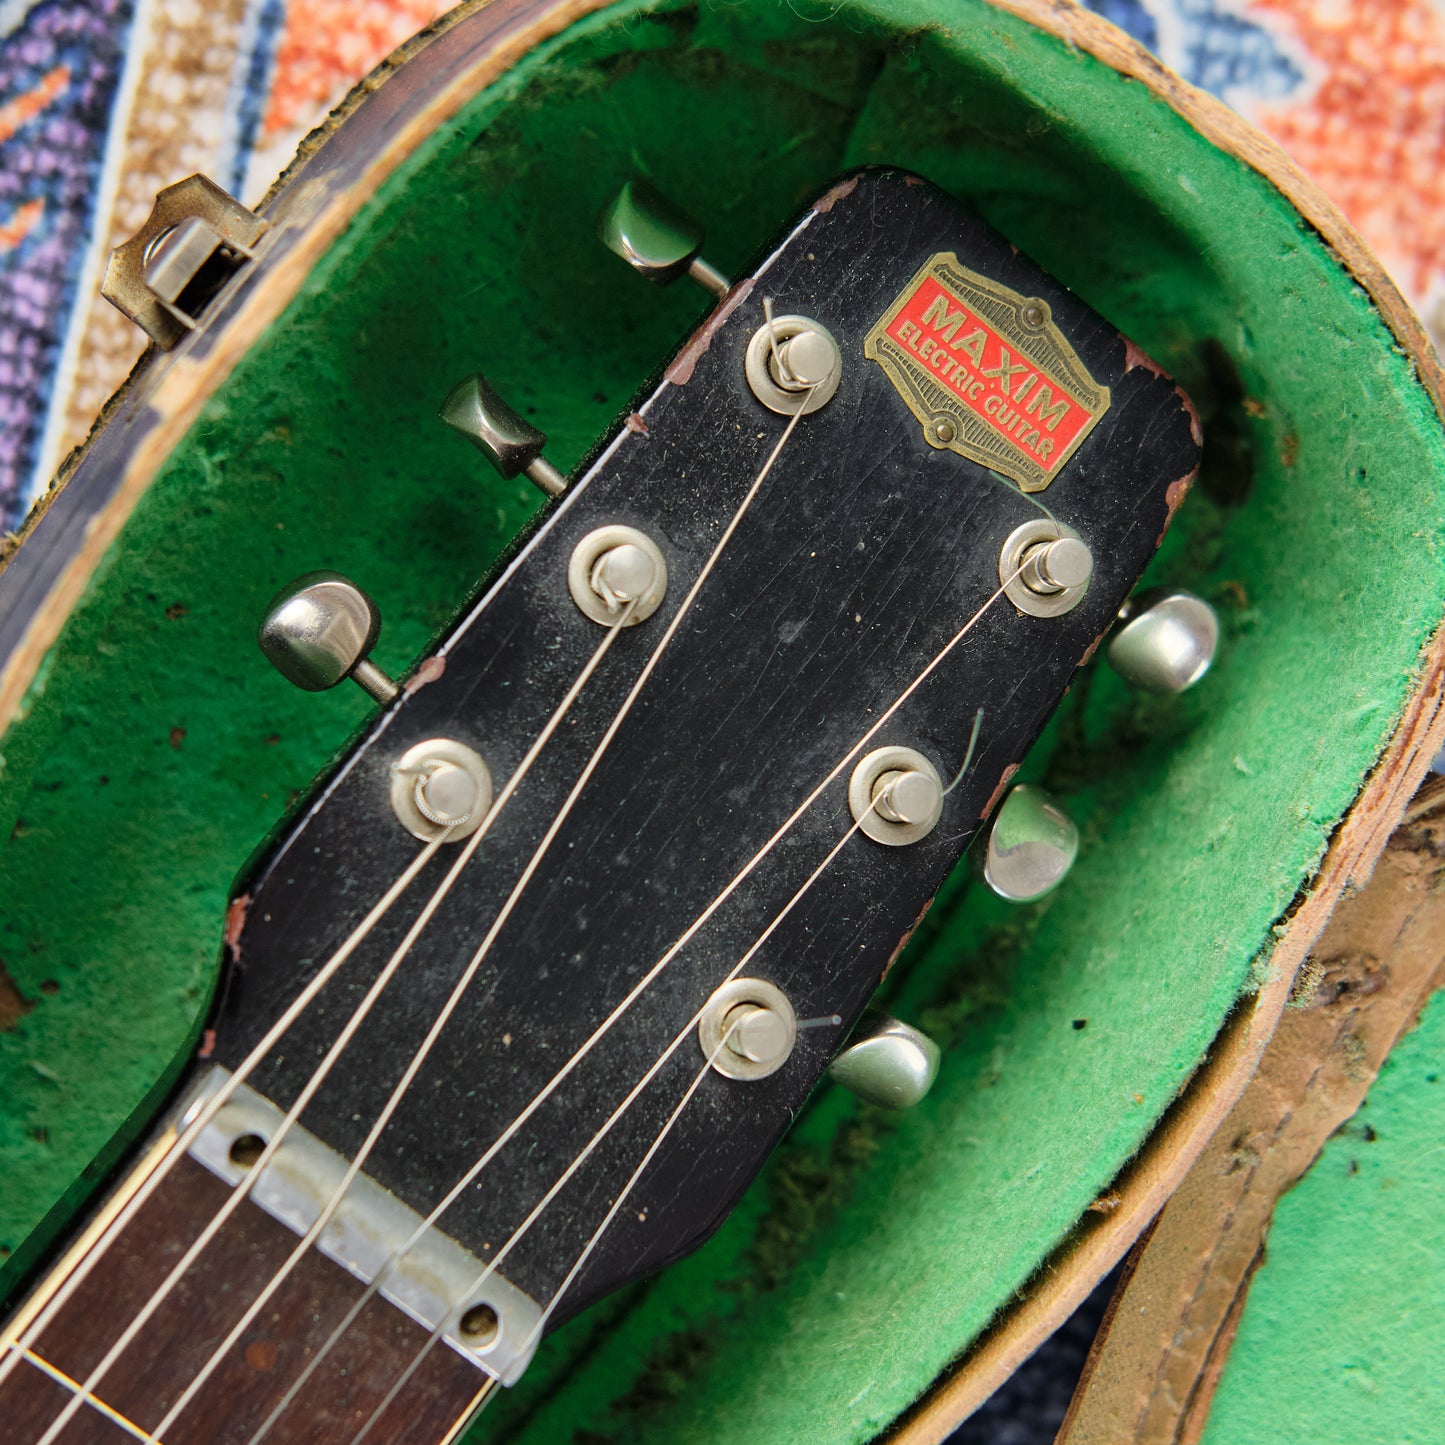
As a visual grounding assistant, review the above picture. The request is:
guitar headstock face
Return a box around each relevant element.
[211,167,1200,1346]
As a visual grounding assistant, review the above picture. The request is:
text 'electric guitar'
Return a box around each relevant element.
[0,167,1210,1445]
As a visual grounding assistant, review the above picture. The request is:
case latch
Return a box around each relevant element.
[101,174,267,349]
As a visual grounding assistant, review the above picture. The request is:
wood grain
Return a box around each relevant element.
[1055,779,1445,1445]
[0,1157,489,1445]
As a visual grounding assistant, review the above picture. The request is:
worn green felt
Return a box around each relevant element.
[1200,987,1445,1445]
[1,1,1443,1441]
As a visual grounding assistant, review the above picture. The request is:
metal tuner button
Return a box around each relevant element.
[829,1014,942,1109]
[1107,589,1219,694]
[258,571,398,703]
[598,179,731,299]
[439,372,568,498]
[983,783,1079,903]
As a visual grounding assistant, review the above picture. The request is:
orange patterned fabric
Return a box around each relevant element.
[1253,0,1445,303]
[264,0,450,134]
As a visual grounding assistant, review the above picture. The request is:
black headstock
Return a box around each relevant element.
[215,168,1199,1364]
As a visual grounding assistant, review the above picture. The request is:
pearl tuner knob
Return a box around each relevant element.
[1107,589,1219,694]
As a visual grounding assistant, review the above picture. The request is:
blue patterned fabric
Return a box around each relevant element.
[0,0,135,528]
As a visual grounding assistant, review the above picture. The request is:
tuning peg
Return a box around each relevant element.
[597,180,730,299]
[983,783,1078,902]
[258,571,398,703]
[439,374,568,498]
[1107,589,1218,694]
[829,1014,941,1109]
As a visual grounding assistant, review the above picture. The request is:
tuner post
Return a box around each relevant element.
[390,738,493,842]
[744,310,843,416]
[999,520,1093,618]
[258,571,399,703]
[568,525,669,627]
[439,373,568,498]
[597,179,731,298]
[848,746,944,846]
[699,979,796,1080]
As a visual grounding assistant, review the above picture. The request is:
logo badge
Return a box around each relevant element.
[865,254,1110,493]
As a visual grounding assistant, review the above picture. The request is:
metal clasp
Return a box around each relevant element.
[102,174,267,349]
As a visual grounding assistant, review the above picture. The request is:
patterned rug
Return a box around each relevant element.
[1,0,1442,530]
[2,0,1443,530]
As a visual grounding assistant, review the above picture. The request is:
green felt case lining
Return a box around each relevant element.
[1,1,1443,1440]
[1201,986,1445,1445]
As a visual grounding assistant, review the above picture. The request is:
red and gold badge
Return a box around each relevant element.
[865,254,1110,492]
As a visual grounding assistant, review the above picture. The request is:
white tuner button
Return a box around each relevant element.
[1108,589,1219,694]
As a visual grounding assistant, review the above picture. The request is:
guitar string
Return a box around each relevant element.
[28,600,642,1445]
[4,266,1063,1397]
[249,792,892,1445]
[270,714,983,1441]
[283,648,994,1439]
[0,834,450,1395]
[22,324,1036,1431]
[72,377,822,1445]
[30,537,1011,1445]
[352,1015,764,1445]
[260,565,1014,1442]
[346,710,987,1441]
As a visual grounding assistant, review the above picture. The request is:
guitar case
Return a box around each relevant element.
[1,1,1443,1440]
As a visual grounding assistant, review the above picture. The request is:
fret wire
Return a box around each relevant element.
[350,1021,751,1445]
[258,802,881,1445]
[436,1377,500,1445]
[31,600,640,1445]
[18,1348,162,1445]
[262,562,1015,1445]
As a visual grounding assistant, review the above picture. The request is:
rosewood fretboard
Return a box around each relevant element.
[0,1155,488,1445]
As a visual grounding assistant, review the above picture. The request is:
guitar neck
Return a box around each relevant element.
[0,1133,489,1445]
